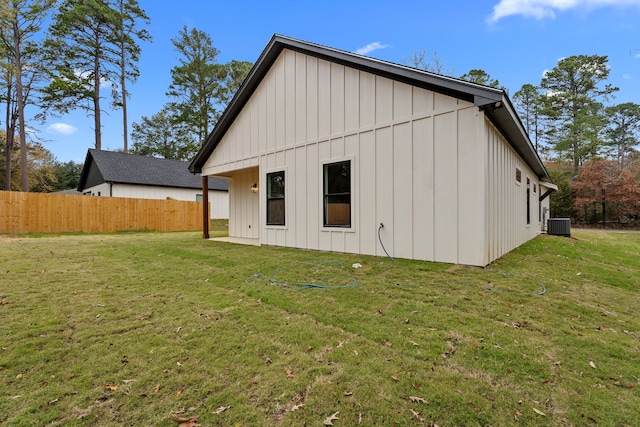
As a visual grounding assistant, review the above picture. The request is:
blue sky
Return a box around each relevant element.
[36,0,640,163]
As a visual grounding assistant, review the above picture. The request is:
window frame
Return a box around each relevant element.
[321,158,354,231]
[266,170,286,227]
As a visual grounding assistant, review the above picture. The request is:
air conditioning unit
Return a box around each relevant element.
[547,218,571,236]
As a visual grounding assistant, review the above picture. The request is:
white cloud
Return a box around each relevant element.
[47,123,78,136]
[488,0,640,23]
[623,73,632,79]
[355,42,389,55]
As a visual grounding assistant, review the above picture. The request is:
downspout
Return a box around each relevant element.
[110,182,113,197]
[539,185,557,232]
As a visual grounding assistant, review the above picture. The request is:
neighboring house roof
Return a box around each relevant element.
[189,34,551,183]
[78,149,228,192]
[52,189,83,195]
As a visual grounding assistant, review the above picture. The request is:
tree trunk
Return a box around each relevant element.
[3,73,13,191]
[120,39,128,153]
[14,19,29,192]
[602,190,606,229]
[93,41,102,150]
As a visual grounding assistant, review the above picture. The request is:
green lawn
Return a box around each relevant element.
[1,230,639,426]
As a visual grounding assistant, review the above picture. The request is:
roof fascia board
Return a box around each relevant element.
[190,35,506,173]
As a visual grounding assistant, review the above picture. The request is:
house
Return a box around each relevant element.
[78,149,229,219]
[189,35,556,266]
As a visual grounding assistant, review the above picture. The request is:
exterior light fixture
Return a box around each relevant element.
[250,183,259,193]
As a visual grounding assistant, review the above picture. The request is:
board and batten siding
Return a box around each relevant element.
[202,48,530,266]
[485,118,542,264]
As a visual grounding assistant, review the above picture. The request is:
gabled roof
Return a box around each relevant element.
[77,149,228,191]
[190,34,551,183]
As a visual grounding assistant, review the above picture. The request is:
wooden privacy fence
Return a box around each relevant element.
[0,191,204,234]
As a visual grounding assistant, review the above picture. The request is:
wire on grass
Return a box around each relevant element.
[245,261,547,295]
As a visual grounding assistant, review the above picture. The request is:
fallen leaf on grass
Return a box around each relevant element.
[343,391,353,396]
[410,408,424,423]
[175,387,184,397]
[214,406,230,414]
[323,411,340,425]
[391,375,400,381]
[533,408,547,416]
[171,414,200,427]
[286,369,294,378]
[154,384,161,394]
[409,396,428,404]
[589,360,597,369]
[291,404,304,412]
[105,384,118,391]
[409,341,419,346]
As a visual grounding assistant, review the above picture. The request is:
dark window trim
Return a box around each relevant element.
[526,177,531,225]
[323,160,352,229]
[266,170,285,226]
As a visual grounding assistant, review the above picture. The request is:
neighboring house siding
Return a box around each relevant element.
[203,49,502,265]
[83,183,110,197]
[82,184,229,219]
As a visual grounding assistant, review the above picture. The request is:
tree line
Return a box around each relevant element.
[407,50,640,227]
[511,56,640,227]
[1,0,251,192]
[2,3,639,228]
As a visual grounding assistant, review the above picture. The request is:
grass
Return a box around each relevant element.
[0,230,639,426]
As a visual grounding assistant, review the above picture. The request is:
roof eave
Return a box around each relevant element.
[480,94,551,183]
[77,149,96,191]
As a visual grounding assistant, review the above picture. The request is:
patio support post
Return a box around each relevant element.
[202,176,209,239]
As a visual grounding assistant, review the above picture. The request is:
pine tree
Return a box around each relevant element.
[41,0,121,151]
[111,0,150,153]
[0,0,55,191]
[540,55,618,173]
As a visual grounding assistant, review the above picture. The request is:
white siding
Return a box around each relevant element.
[202,48,541,266]
[485,119,541,264]
[228,168,259,239]
[83,184,229,219]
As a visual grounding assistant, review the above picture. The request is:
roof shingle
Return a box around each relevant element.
[78,149,228,191]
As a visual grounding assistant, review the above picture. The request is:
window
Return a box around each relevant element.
[516,168,522,183]
[196,194,203,202]
[323,160,351,227]
[526,178,531,225]
[266,171,285,226]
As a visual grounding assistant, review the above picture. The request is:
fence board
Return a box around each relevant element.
[0,191,204,234]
